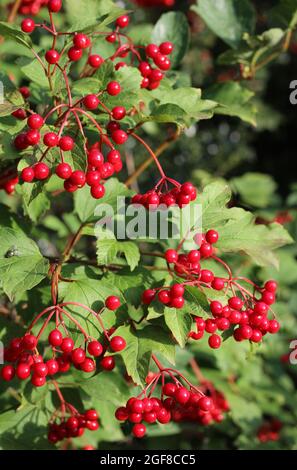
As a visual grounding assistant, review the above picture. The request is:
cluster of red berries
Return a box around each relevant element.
[138,42,173,90]
[257,419,282,443]
[0,174,19,195]
[132,181,197,209]
[142,283,185,309]
[9,0,49,16]
[16,7,175,201]
[17,111,125,199]
[165,229,219,278]
[189,280,280,349]
[48,408,99,444]
[115,381,229,438]
[133,0,175,6]
[0,296,124,385]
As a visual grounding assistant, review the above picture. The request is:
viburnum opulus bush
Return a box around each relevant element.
[0,0,296,450]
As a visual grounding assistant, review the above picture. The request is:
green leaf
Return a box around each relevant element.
[0,404,50,450]
[192,0,256,48]
[65,0,126,32]
[198,182,293,268]
[96,235,140,271]
[203,82,257,126]
[17,57,48,88]
[152,12,190,67]
[0,224,49,301]
[164,307,192,347]
[269,0,297,29]
[0,22,32,49]
[231,173,277,208]
[115,324,175,385]
[74,178,132,223]
[143,87,217,126]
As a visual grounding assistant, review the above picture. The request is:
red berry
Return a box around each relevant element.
[142,289,155,304]
[165,249,178,263]
[81,358,96,373]
[43,132,59,147]
[132,423,146,438]
[73,34,90,49]
[130,399,144,413]
[61,337,74,353]
[88,54,104,68]
[198,396,214,411]
[170,284,184,298]
[27,114,44,129]
[68,46,82,61]
[21,334,37,350]
[159,42,174,55]
[85,409,99,421]
[261,291,275,305]
[175,387,190,404]
[21,167,35,182]
[14,133,29,150]
[170,296,184,309]
[163,382,177,397]
[31,374,46,387]
[228,296,243,311]
[200,269,214,283]
[211,277,225,290]
[106,33,116,43]
[85,170,100,186]
[139,61,151,77]
[57,355,71,373]
[210,301,223,316]
[105,296,121,310]
[46,359,59,375]
[268,319,280,334]
[48,329,63,347]
[110,336,126,352]
[111,106,126,120]
[107,81,121,96]
[64,180,78,192]
[70,170,86,187]
[91,184,105,199]
[59,136,74,151]
[32,362,48,377]
[48,0,62,13]
[100,356,115,371]
[205,229,219,244]
[200,243,213,258]
[1,365,15,381]
[264,280,278,292]
[55,163,72,179]
[26,129,40,145]
[34,162,50,180]
[208,334,221,349]
[19,86,30,99]
[12,108,27,120]
[21,18,35,33]
[88,149,104,167]
[87,340,103,357]
[216,317,230,331]
[115,407,129,421]
[45,49,60,64]
[71,348,86,364]
[116,15,130,28]
[238,325,253,339]
[158,290,171,304]
[146,44,159,58]
[83,94,99,110]
[250,329,262,343]
[16,363,31,380]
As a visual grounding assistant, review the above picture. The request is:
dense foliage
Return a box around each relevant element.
[0,0,297,451]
